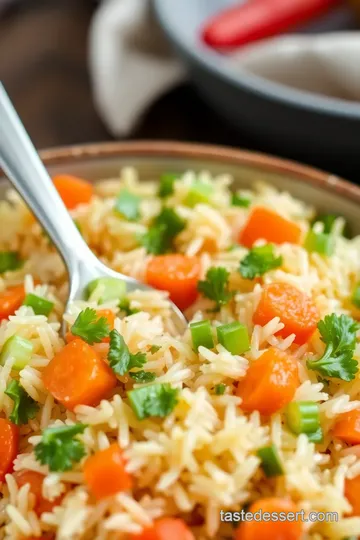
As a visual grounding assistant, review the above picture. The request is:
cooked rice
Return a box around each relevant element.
[0,167,359,539]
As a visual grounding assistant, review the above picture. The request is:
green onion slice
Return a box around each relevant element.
[86,277,126,303]
[285,401,320,435]
[190,320,214,350]
[23,294,54,316]
[257,444,284,477]
[0,335,33,370]
[216,321,250,355]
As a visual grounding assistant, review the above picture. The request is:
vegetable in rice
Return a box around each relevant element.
[0,167,359,539]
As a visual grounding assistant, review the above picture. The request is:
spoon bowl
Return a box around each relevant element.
[0,84,187,334]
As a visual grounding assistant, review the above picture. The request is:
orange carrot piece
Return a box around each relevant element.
[239,207,302,248]
[235,498,303,540]
[131,517,195,540]
[65,309,115,344]
[42,338,117,411]
[236,347,299,415]
[0,285,26,321]
[345,475,360,515]
[14,470,65,516]
[0,419,19,482]
[146,254,200,311]
[84,443,132,500]
[333,410,360,445]
[53,174,94,210]
[131,518,195,540]
[253,282,320,345]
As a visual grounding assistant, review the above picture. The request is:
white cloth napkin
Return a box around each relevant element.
[89,0,360,137]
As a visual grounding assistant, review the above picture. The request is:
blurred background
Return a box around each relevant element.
[1,0,359,181]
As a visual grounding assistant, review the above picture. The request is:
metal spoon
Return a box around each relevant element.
[0,84,187,333]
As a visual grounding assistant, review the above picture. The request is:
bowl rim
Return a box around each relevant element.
[33,140,360,204]
[153,0,360,120]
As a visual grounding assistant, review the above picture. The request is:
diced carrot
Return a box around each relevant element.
[236,347,299,415]
[131,518,195,540]
[0,285,26,321]
[13,470,65,516]
[42,338,117,411]
[235,498,302,540]
[253,282,320,345]
[239,207,302,248]
[345,475,360,515]
[146,254,200,311]
[0,418,19,482]
[52,175,94,210]
[333,410,360,445]
[84,443,132,500]
[65,309,115,344]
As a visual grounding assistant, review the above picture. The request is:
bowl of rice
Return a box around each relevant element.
[0,141,359,540]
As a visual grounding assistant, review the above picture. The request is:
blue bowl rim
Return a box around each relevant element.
[154,0,360,120]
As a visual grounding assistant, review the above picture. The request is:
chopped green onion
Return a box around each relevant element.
[304,230,335,256]
[312,213,351,238]
[257,444,284,477]
[114,189,141,221]
[23,294,54,317]
[214,383,226,395]
[86,277,126,303]
[0,251,22,273]
[158,173,177,198]
[285,401,320,435]
[128,383,179,420]
[190,320,214,350]
[306,426,323,443]
[352,282,360,309]
[231,194,251,208]
[150,345,161,354]
[216,321,250,355]
[184,180,213,208]
[118,297,139,316]
[0,335,33,370]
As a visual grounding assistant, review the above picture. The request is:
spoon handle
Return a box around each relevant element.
[0,84,98,277]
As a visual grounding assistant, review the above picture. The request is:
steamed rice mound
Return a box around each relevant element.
[0,167,359,539]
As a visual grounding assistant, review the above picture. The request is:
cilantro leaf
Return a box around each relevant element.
[197,267,232,311]
[231,194,251,208]
[0,251,22,273]
[140,224,168,255]
[158,173,177,198]
[139,208,185,255]
[239,244,283,280]
[71,308,110,345]
[114,189,141,221]
[128,383,179,420]
[130,371,157,383]
[307,314,359,381]
[108,329,147,376]
[34,424,87,472]
[5,380,39,425]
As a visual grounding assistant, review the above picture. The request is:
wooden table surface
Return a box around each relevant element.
[0,0,357,181]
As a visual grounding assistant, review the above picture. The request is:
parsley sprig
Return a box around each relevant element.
[35,424,87,472]
[5,380,39,425]
[71,308,110,345]
[239,244,283,280]
[140,208,185,255]
[197,267,233,311]
[108,329,156,382]
[307,314,359,381]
